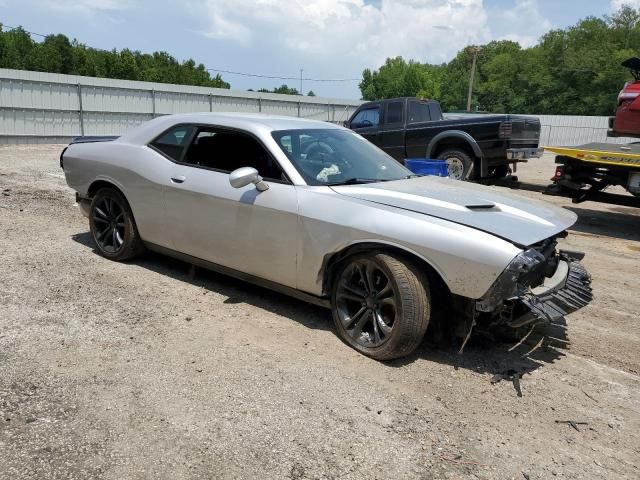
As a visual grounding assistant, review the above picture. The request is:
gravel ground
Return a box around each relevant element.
[1,145,639,480]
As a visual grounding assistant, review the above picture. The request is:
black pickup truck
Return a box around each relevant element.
[346,97,543,180]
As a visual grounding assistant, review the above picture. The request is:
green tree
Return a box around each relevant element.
[272,84,300,95]
[0,26,231,89]
[1,26,36,70]
[254,85,301,95]
[360,5,640,115]
[359,57,440,100]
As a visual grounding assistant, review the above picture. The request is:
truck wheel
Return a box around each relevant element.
[331,253,431,361]
[438,149,474,180]
[89,187,144,261]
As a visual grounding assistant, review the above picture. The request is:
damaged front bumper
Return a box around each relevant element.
[476,247,593,329]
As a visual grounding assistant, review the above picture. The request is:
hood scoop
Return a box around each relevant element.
[466,203,497,210]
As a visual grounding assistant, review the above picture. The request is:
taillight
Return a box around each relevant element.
[618,91,640,103]
[551,166,564,181]
[60,147,68,170]
[499,121,512,139]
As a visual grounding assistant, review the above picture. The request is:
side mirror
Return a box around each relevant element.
[229,167,269,192]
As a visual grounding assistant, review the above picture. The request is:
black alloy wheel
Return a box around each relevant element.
[335,258,397,348]
[332,253,431,360]
[92,195,126,254]
[89,187,144,261]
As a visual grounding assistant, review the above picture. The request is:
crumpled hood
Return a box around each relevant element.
[331,176,577,247]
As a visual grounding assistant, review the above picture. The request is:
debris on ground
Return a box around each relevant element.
[555,420,589,432]
[490,369,526,397]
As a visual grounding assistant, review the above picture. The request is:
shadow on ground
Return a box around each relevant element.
[390,321,570,397]
[566,206,640,242]
[72,231,569,386]
[72,231,330,333]
[504,183,639,241]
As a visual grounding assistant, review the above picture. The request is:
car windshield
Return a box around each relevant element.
[271,128,413,186]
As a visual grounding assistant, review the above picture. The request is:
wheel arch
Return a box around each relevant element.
[86,179,139,227]
[426,131,482,159]
[87,178,127,199]
[321,241,452,300]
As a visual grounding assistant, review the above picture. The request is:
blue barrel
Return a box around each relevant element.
[404,159,448,177]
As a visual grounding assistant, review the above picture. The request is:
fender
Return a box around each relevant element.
[319,239,451,298]
[426,130,483,159]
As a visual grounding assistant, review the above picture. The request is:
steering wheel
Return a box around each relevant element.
[304,141,352,181]
[305,141,336,161]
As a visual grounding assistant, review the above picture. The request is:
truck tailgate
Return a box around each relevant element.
[508,116,540,145]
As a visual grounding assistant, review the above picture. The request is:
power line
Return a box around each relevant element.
[1,23,361,83]
[206,68,360,83]
[1,23,48,38]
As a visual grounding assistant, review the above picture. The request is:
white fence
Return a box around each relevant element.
[445,113,634,147]
[0,68,635,146]
[536,114,631,146]
[0,68,362,144]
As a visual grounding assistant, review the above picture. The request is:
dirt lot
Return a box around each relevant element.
[1,145,639,480]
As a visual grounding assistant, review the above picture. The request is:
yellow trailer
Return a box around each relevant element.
[544,142,640,203]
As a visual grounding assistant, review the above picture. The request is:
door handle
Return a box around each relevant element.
[170,176,186,184]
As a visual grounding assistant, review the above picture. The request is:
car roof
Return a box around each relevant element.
[168,112,342,130]
[120,112,344,145]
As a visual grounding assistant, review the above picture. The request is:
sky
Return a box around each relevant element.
[0,0,635,99]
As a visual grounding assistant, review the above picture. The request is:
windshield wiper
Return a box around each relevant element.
[326,177,385,186]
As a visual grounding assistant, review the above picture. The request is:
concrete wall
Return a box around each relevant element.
[0,68,362,144]
[2,68,637,147]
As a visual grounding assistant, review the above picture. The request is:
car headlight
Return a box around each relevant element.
[476,249,546,313]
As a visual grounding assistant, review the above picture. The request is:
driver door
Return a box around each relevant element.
[162,126,299,289]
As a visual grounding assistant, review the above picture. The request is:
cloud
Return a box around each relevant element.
[37,0,132,13]
[612,0,640,10]
[197,0,491,69]
[489,0,552,48]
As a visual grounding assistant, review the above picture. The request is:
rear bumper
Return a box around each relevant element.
[75,192,91,218]
[506,147,544,160]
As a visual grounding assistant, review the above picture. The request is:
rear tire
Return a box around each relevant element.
[331,252,431,361]
[89,187,144,261]
[438,148,474,180]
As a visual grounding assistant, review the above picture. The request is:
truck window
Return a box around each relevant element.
[407,101,431,124]
[351,107,380,128]
[428,103,443,121]
[386,101,403,125]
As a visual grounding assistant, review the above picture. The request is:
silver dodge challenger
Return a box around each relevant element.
[61,113,592,360]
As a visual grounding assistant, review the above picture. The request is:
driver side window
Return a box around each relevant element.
[351,107,380,128]
[182,127,287,182]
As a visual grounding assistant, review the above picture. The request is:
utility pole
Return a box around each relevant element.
[466,46,481,112]
[300,68,304,95]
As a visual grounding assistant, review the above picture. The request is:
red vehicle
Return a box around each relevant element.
[609,57,640,138]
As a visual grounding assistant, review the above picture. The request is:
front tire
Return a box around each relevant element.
[89,187,144,261]
[331,253,431,360]
[438,148,474,180]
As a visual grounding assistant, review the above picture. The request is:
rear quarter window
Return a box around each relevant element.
[386,102,403,124]
[428,103,443,121]
[407,101,431,124]
[149,125,195,161]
